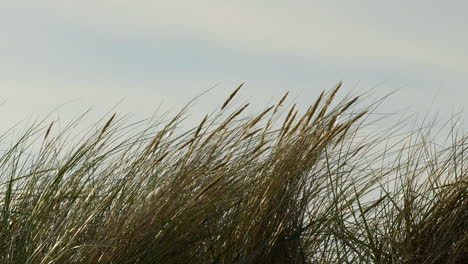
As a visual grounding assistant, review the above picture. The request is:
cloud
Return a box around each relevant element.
[4,1,463,74]
[1,1,466,129]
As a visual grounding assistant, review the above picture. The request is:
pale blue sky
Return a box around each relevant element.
[1,1,466,131]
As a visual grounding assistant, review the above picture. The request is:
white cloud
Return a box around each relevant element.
[6,0,463,73]
[1,1,466,129]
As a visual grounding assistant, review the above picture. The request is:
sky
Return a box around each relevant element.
[1,1,466,134]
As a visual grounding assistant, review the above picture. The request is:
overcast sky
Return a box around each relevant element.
[1,1,466,132]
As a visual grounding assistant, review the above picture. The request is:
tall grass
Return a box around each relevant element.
[0,83,466,263]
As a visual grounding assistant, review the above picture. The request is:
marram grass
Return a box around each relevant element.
[0,83,466,263]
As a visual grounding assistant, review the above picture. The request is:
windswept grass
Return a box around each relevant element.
[0,83,466,263]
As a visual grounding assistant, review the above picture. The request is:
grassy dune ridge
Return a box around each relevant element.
[0,83,466,263]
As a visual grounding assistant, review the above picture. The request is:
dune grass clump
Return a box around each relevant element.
[0,83,466,263]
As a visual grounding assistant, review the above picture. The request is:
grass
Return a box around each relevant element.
[0,83,466,263]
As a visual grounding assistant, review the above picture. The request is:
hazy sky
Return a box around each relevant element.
[1,1,466,131]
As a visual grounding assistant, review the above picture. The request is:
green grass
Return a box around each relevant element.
[0,83,466,263]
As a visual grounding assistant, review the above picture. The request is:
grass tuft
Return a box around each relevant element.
[0,83,466,263]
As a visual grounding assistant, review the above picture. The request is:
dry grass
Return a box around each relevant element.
[0,84,466,263]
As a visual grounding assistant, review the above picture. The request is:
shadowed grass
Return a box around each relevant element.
[0,83,466,263]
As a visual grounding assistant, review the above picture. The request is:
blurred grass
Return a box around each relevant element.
[0,83,466,263]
